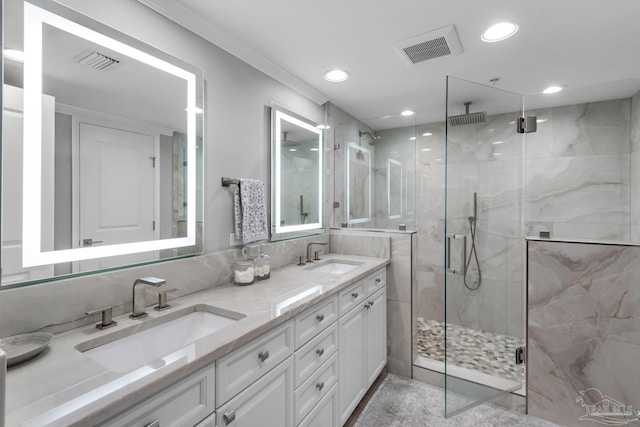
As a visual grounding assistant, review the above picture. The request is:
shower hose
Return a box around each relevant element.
[463,216,481,290]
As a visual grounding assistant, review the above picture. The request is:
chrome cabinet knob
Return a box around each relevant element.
[316,314,324,323]
[258,350,270,363]
[316,381,325,391]
[316,348,325,357]
[351,292,358,299]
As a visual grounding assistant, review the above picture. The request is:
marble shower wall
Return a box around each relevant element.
[415,97,634,341]
[528,239,640,427]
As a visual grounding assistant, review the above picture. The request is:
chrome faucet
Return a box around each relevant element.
[306,241,328,263]
[130,277,166,319]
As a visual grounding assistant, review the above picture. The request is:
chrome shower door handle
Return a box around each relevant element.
[446,234,467,275]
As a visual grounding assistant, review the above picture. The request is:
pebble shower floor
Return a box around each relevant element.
[416,318,525,383]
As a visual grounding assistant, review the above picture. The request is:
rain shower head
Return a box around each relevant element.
[448,102,486,126]
[359,130,383,145]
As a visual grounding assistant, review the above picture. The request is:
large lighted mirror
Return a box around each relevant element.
[1,0,204,287]
[271,106,323,240]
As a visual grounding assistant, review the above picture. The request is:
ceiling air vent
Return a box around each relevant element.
[73,50,120,71]
[394,25,462,66]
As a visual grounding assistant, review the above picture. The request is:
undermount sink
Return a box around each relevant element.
[76,304,245,373]
[305,259,362,275]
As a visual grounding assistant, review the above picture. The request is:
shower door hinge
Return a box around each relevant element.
[150,156,156,168]
[516,117,537,134]
[333,143,341,150]
[333,202,340,208]
[515,346,525,365]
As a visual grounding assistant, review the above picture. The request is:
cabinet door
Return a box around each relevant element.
[338,305,366,424]
[217,358,293,427]
[298,384,338,427]
[366,288,387,385]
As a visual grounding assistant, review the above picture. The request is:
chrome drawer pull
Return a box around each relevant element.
[364,302,371,309]
[316,314,324,322]
[144,421,160,427]
[375,277,381,283]
[258,350,270,362]
[316,348,325,357]
[223,410,236,424]
[369,300,374,306]
[316,381,325,391]
[351,292,358,299]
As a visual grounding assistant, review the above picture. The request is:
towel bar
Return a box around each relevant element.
[221,177,240,187]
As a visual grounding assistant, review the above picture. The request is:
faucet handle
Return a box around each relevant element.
[85,306,118,330]
[154,288,178,311]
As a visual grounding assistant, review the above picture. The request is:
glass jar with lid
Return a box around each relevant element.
[254,251,271,280]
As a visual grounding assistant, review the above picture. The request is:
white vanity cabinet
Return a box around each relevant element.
[100,364,216,427]
[338,268,387,424]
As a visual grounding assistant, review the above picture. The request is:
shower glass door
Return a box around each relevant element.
[444,76,525,416]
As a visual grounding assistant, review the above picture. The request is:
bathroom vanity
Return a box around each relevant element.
[4,255,388,426]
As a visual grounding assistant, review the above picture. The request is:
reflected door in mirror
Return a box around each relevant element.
[79,123,157,271]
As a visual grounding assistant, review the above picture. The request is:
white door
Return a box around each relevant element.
[79,123,157,271]
[1,84,55,285]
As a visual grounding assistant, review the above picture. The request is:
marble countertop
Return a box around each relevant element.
[5,253,389,426]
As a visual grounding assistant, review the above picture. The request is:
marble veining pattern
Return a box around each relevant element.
[528,240,640,427]
[416,318,524,383]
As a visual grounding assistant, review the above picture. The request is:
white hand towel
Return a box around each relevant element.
[234,179,268,244]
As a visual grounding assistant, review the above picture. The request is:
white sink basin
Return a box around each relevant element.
[76,305,244,373]
[305,259,362,275]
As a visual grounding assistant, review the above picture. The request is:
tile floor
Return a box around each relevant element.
[353,374,562,427]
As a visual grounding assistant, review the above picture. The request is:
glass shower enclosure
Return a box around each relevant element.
[443,76,526,416]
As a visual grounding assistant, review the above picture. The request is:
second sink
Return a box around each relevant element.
[304,259,362,275]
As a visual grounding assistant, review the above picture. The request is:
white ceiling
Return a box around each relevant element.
[142,0,640,129]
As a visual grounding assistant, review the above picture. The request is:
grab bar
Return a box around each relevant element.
[446,234,467,275]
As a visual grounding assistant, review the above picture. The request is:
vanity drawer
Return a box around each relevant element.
[365,268,386,295]
[295,294,338,349]
[101,365,215,427]
[338,279,366,316]
[295,322,338,387]
[298,384,338,427]
[294,353,338,425]
[217,320,293,406]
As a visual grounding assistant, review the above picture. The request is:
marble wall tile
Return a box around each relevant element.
[525,154,630,225]
[552,99,631,157]
[387,300,412,378]
[328,231,391,259]
[528,240,640,426]
[529,241,640,346]
[415,270,444,324]
[386,233,413,304]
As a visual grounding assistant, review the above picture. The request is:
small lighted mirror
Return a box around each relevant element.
[387,159,403,219]
[2,0,203,286]
[346,142,372,224]
[271,106,323,240]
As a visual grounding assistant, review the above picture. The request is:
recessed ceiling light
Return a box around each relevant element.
[492,140,504,145]
[481,22,518,42]
[316,124,330,130]
[409,137,416,141]
[3,48,25,62]
[310,147,319,151]
[494,152,503,156]
[289,148,297,152]
[401,110,415,117]
[543,86,563,94]
[324,69,349,82]
[537,118,547,123]
[422,132,433,136]
[421,148,432,152]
